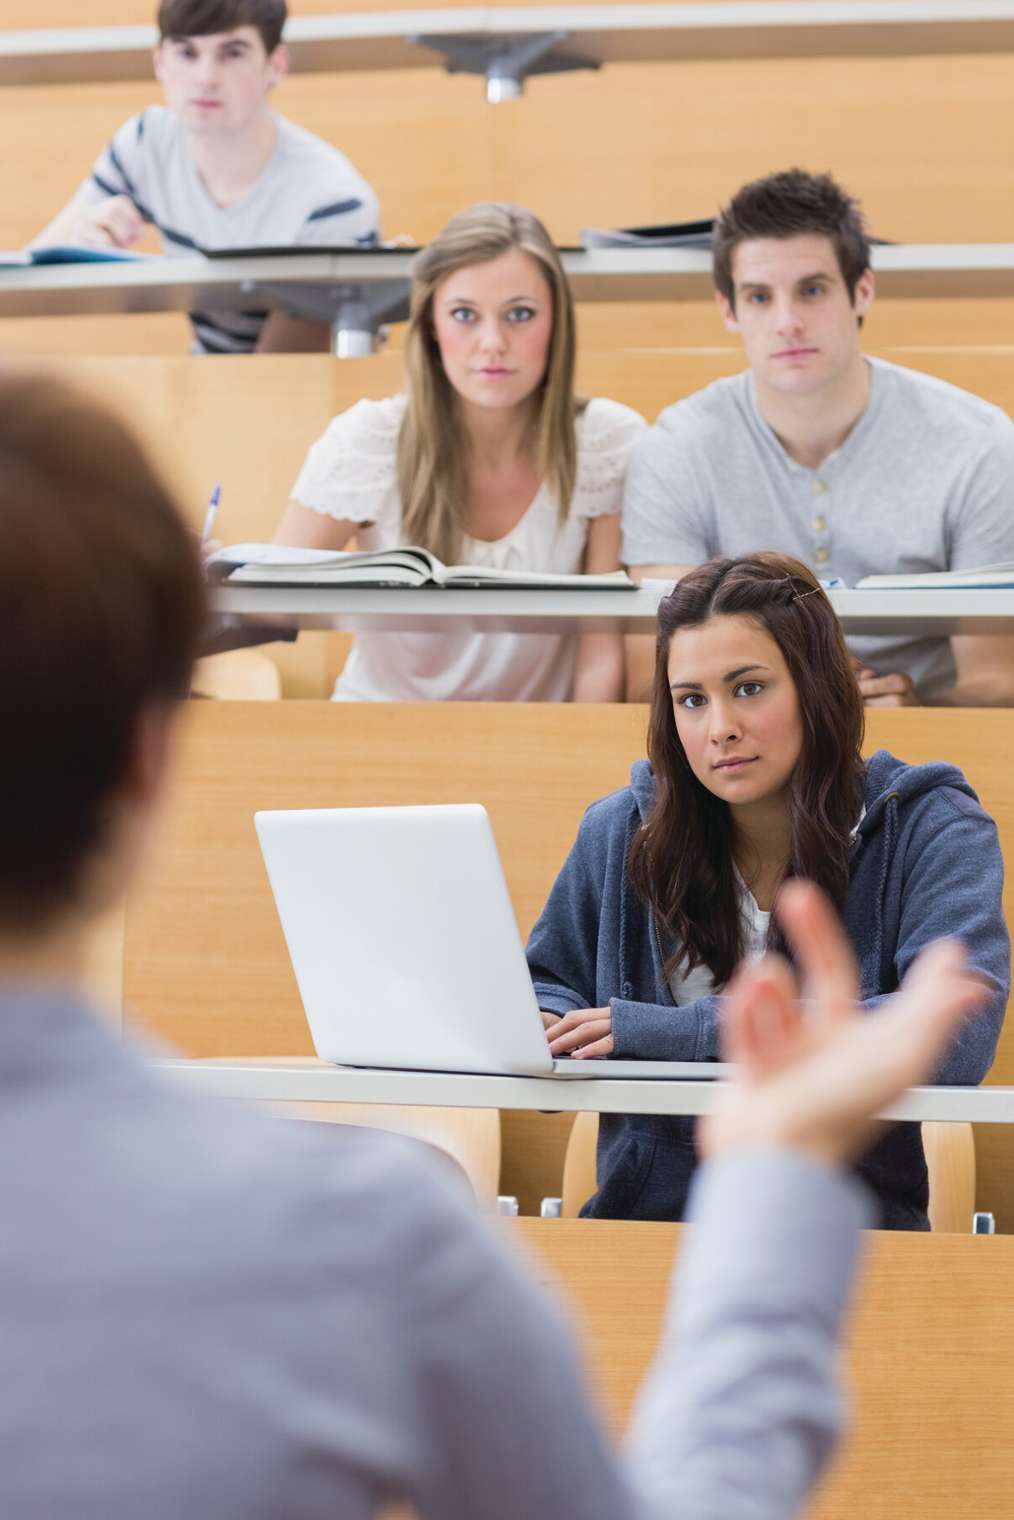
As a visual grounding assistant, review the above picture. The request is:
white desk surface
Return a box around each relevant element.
[4,245,1014,319]
[152,1056,1014,1123]
[5,6,1014,86]
[210,583,1014,638]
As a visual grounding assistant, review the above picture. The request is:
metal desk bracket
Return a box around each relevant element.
[411,30,600,101]
[237,277,411,356]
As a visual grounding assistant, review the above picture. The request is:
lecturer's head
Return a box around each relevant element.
[0,371,205,943]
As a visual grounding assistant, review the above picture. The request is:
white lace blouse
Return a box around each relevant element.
[290,393,646,701]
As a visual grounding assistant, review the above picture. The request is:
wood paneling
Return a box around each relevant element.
[512,1216,1014,1518]
[123,701,649,1054]
[14,341,1014,558]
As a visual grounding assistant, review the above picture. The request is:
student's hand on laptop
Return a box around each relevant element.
[546,1007,613,1059]
[69,196,145,251]
[700,881,987,1168]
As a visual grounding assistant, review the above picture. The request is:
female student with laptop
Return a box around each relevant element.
[271,202,644,701]
[528,552,1010,1229]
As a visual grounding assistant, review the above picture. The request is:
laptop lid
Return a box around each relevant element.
[254,803,555,1076]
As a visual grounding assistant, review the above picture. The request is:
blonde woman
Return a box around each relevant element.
[273,202,645,701]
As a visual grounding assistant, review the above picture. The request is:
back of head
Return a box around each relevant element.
[712,168,870,307]
[157,0,287,52]
[0,370,205,934]
[398,202,577,562]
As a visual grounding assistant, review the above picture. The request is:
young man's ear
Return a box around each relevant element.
[265,43,290,91]
[151,42,166,85]
[126,703,178,812]
[852,267,875,324]
[715,288,740,335]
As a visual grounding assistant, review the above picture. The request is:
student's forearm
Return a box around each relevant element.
[611,995,722,1061]
[934,676,1014,706]
[573,634,624,702]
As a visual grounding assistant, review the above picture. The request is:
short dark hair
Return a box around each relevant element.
[0,371,205,933]
[713,168,871,308]
[157,0,286,53]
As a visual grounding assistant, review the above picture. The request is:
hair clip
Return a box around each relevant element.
[793,586,821,601]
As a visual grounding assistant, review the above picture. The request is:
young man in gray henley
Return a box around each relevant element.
[622,170,1014,705]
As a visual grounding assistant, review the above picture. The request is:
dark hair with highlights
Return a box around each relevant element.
[157,0,286,52]
[0,370,205,933]
[628,553,865,988]
[713,168,871,310]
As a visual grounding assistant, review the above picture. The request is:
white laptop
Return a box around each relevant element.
[254,802,729,1082]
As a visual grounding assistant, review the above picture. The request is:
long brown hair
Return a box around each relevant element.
[628,553,865,987]
[397,202,580,564]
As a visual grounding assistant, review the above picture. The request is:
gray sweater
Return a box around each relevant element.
[0,986,868,1518]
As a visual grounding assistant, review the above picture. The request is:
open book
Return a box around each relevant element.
[0,246,148,268]
[857,563,1014,589]
[210,543,636,591]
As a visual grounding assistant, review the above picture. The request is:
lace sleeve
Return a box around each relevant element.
[289,394,407,527]
[572,398,648,519]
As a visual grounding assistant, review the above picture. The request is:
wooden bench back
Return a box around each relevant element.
[514,1216,1014,1520]
[16,344,1014,542]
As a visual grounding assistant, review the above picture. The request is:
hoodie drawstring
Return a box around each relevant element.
[871,790,900,985]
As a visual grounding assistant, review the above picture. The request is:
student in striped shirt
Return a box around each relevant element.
[31,0,380,354]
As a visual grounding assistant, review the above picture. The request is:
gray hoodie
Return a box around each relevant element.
[527,750,1009,1229]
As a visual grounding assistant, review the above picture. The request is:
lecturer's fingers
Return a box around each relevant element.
[723,957,799,1074]
[775,882,858,1016]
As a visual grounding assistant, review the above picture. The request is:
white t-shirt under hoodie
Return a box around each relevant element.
[290,394,646,701]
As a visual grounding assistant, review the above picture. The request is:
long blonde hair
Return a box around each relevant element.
[397,202,581,563]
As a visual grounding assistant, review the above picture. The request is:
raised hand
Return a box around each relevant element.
[701,880,988,1166]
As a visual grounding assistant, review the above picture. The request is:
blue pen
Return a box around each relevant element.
[201,483,221,543]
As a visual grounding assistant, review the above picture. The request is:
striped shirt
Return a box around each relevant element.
[80,107,380,353]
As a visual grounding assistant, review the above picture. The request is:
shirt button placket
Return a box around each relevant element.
[812,477,830,568]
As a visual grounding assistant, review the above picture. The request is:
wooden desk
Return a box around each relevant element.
[7,248,1014,343]
[152,1056,1014,1125]
[6,5,1014,87]
[512,1216,1014,1519]
[211,583,1014,637]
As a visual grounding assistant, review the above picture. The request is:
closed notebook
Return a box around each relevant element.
[857,563,1014,589]
[210,542,635,590]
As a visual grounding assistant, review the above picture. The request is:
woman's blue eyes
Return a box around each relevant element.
[449,306,537,324]
[677,681,765,709]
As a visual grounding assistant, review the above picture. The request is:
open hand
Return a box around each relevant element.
[701,881,987,1166]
